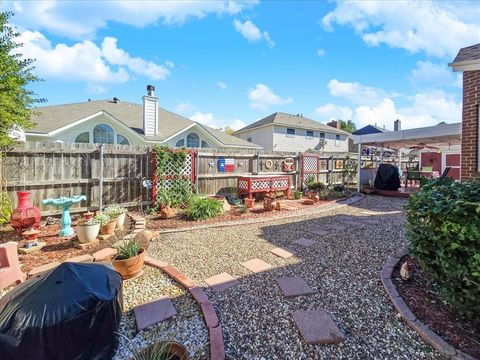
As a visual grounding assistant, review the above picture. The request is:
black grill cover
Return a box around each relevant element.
[0,262,123,360]
[374,164,401,190]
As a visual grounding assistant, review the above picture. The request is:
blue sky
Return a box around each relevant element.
[5,0,480,131]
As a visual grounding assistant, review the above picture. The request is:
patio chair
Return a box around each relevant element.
[0,241,26,289]
[405,164,421,188]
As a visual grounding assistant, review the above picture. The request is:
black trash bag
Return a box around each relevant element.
[374,164,401,190]
[0,262,123,360]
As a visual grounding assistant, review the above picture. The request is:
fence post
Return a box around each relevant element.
[98,144,104,211]
[328,156,333,186]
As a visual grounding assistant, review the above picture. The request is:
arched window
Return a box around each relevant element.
[186,132,200,148]
[175,139,185,147]
[93,124,114,144]
[117,134,129,145]
[75,132,90,143]
[201,140,209,148]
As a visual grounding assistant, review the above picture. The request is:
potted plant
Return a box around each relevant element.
[77,217,100,243]
[120,333,189,360]
[97,213,117,235]
[112,238,145,280]
[294,189,302,200]
[244,197,255,209]
[104,205,127,230]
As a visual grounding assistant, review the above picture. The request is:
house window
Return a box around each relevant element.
[247,137,252,143]
[287,128,295,137]
[93,124,114,144]
[201,140,209,148]
[186,132,200,148]
[117,134,129,145]
[306,130,314,139]
[175,139,185,147]
[75,132,89,143]
[320,133,325,141]
[335,134,340,147]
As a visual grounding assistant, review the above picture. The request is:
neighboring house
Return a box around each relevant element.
[234,112,350,153]
[25,85,261,150]
[353,124,389,136]
[449,43,480,180]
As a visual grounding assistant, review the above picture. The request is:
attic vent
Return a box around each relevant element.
[113,97,120,103]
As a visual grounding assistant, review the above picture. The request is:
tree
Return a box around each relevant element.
[223,126,235,136]
[338,119,356,133]
[0,11,44,150]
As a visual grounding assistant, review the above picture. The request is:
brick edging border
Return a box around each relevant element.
[145,256,225,360]
[380,250,477,360]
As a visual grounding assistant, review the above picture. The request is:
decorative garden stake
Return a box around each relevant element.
[42,195,87,237]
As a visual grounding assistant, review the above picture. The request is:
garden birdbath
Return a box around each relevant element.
[42,195,87,237]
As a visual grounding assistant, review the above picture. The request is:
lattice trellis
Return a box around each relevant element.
[251,180,270,190]
[163,152,194,177]
[238,180,249,190]
[302,154,320,183]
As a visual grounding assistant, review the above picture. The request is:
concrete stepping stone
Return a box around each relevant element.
[133,296,176,331]
[270,247,295,258]
[309,229,330,236]
[241,258,273,273]
[276,277,314,297]
[293,237,316,247]
[204,272,239,292]
[292,309,346,344]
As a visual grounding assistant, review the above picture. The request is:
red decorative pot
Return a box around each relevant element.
[11,191,41,230]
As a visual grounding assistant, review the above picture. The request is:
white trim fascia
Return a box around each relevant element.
[235,122,348,136]
[161,123,197,143]
[234,123,274,135]
[449,59,480,72]
[47,111,104,136]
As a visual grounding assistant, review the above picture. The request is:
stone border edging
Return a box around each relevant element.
[380,250,477,360]
[156,193,365,234]
[145,256,225,360]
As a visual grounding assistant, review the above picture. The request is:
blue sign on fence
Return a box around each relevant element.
[218,158,226,172]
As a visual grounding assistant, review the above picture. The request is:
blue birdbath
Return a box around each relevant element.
[42,195,87,237]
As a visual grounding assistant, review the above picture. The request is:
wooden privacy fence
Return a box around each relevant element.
[1,142,357,215]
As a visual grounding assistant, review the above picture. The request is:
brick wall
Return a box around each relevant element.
[461,70,480,180]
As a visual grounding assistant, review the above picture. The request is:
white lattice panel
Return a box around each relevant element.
[238,180,248,190]
[251,180,270,190]
[303,156,318,172]
[272,179,289,188]
[164,153,193,176]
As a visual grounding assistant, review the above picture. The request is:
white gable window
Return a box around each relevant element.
[75,132,89,143]
[335,134,340,147]
[93,124,114,144]
[175,139,185,147]
[186,132,200,148]
[117,134,129,145]
[287,128,295,137]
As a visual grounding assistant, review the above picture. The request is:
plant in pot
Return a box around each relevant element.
[112,238,145,280]
[97,213,117,235]
[76,217,100,244]
[293,189,302,200]
[119,333,189,360]
[244,197,255,208]
[104,205,127,230]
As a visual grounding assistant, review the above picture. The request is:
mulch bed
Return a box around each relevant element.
[392,256,480,359]
[144,198,333,230]
[0,217,131,274]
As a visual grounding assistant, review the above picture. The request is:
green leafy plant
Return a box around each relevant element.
[405,178,480,319]
[94,213,111,226]
[104,205,127,218]
[114,238,141,260]
[185,196,223,221]
[79,217,100,226]
[332,184,345,192]
[306,181,326,192]
[117,333,174,360]
[237,204,249,214]
[0,191,12,226]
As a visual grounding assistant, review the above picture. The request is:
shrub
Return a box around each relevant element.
[185,196,223,221]
[307,181,326,192]
[104,205,127,218]
[0,191,12,226]
[115,238,141,260]
[405,178,480,318]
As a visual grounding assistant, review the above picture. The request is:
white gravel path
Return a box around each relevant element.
[148,195,442,359]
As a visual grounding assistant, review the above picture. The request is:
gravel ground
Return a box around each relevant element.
[113,265,209,360]
[148,195,442,359]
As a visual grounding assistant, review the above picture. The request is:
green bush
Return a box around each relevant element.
[307,181,326,192]
[185,196,223,221]
[405,178,480,318]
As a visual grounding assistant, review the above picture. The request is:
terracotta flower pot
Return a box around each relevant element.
[135,341,190,360]
[112,248,145,280]
[77,223,100,243]
[100,219,117,235]
[244,198,255,209]
[115,213,126,230]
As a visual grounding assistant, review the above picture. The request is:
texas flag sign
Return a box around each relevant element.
[218,158,235,172]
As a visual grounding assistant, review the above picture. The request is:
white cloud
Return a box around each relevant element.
[248,83,293,111]
[410,61,461,87]
[314,103,353,120]
[101,37,170,80]
[190,112,246,130]
[164,60,175,69]
[233,19,275,47]
[322,1,480,58]
[327,79,392,105]
[9,0,258,39]
[175,102,197,114]
[316,48,326,57]
[217,81,228,90]
[86,83,108,94]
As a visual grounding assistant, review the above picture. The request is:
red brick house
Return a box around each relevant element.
[450,43,480,180]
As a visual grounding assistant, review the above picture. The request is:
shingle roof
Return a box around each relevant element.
[29,100,260,148]
[352,124,389,136]
[451,43,480,63]
[235,112,350,135]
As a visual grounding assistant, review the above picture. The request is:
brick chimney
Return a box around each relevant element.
[327,120,341,129]
[143,85,158,136]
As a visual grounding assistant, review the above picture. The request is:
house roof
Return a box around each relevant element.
[449,43,480,71]
[352,124,389,136]
[234,112,350,135]
[29,100,260,148]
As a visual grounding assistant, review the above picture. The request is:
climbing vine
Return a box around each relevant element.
[153,145,194,209]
